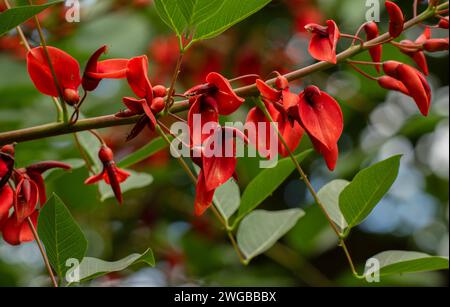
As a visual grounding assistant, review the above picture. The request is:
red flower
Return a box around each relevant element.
[27,46,128,105]
[385,1,404,38]
[439,17,449,29]
[364,22,382,73]
[305,20,340,64]
[186,72,245,116]
[296,86,343,170]
[193,127,247,216]
[246,77,303,158]
[85,145,130,204]
[382,61,431,116]
[0,185,13,230]
[423,38,449,52]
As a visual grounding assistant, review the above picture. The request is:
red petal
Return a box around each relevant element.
[19,211,38,244]
[411,51,429,76]
[397,64,431,116]
[378,76,410,95]
[206,72,245,115]
[0,153,14,188]
[2,211,38,245]
[416,27,431,44]
[298,87,343,150]
[14,179,39,224]
[26,172,46,206]
[123,97,145,114]
[246,107,276,159]
[202,129,238,191]
[282,89,300,111]
[84,171,105,185]
[127,56,153,100]
[311,137,339,171]
[278,119,304,157]
[188,96,220,147]
[0,185,13,222]
[386,1,404,38]
[26,161,71,174]
[82,45,108,91]
[27,46,81,97]
[105,164,129,204]
[308,20,340,64]
[194,170,216,216]
[256,79,281,102]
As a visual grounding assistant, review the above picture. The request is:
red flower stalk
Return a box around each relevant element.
[185,72,245,116]
[85,145,130,204]
[296,86,343,171]
[27,46,129,105]
[385,1,404,38]
[246,77,303,158]
[398,27,431,75]
[382,61,432,116]
[193,126,247,216]
[364,22,382,73]
[305,20,340,64]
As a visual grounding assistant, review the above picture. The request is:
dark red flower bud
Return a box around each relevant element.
[275,75,289,90]
[151,97,165,113]
[153,85,167,97]
[423,38,449,52]
[0,144,15,157]
[386,1,404,38]
[364,22,383,73]
[99,146,114,162]
[62,88,80,106]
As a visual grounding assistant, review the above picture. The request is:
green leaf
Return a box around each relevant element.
[69,249,155,283]
[365,251,449,277]
[236,150,312,223]
[0,1,64,36]
[98,170,153,202]
[118,137,168,169]
[192,0,271,41]
[213,178,240,221]
[178,0,224,28]
[153,0,188,37]
[317,179,349,231]
[237,209,305,262]
[38,194,88,280]
[339,155,401,229]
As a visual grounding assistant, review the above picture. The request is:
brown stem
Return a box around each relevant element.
[165,53,184,111]
[27,217,59,287]
[0,6,443,145]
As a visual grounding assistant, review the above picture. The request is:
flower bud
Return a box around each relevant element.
[439,17,449,29]
[423,38,449,52]
[98,146,114,163]
[153,85,167,97]
[275,76,289,90]
[151,97,165,113]
[63,88,80,106]
[386,1,404,38]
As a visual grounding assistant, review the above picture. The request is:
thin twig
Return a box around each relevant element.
[27,217,59,287]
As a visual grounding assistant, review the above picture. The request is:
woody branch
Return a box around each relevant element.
[0,2,447,146]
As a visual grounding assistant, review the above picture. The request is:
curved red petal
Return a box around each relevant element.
[377,76,410,95]
[298,88,343,150]
[2,214,21,245]
[206,72,244,115]
[397,64,430,116]
[188,96,220,147]
[194,170,216,216]
[84,171,105,185]
[412,51,429,76]
[278,120,304,158]
[127,56,153,100]
[18,211,39,244]
[364,22,382,73]
[27,46,81,97]
[311,137,339,171]
[82,45,108,91]
[386,1,404,38]
[309,35,335,63]
[14,179,39,224]
[256,79,281,102]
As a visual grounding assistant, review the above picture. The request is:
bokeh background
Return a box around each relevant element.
[0,0,448,287]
